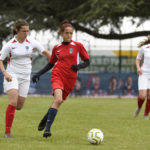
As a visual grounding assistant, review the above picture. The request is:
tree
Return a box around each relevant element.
[1,0,150,43]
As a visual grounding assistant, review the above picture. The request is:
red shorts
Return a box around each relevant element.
[51,72,76,100]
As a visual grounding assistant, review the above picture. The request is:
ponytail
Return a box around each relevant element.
[138,35,150,48]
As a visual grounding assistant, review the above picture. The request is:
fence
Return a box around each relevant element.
[30,55,137,73]
[85,56,136,72]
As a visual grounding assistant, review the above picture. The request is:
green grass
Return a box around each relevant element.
[0,96,150,150]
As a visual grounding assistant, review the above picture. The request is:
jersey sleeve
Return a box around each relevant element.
[32,38,45,53]
[78,42,90,60]
[0,44,10,61]
[49,46,58,64]
[136,47,144,60]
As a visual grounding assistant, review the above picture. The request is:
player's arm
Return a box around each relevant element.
[32,45,57,83]
[32,38,51,59]
[0,45,12,82]
[0,59,5,72]
[0,60,12,82]
[42,50,51,59]
[136,59,142,75]
[136,47,143,75]
[32,63,54,83]
[71,42,90,72]
[71,59,90,72]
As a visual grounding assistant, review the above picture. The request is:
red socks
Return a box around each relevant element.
[137,96,145,109]
[5,104,16,135]
[137,96,150,117]
[144,99,150,116]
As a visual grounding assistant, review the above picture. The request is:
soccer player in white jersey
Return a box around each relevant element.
[134,35,150,120]
[0,19,51,138]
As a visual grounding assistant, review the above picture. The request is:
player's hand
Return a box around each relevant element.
[32,74,40,83]
[4,72,12,82]
[137,68,142,75]
[71,65,79,72]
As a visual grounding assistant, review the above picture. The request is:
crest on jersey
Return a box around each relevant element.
[25,46,29,51]
[69,48,73,54]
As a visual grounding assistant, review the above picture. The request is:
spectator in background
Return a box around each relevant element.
[72,77,83,96]
[90,76,106,96]
[122,76,135,96]
[108,77,122,96]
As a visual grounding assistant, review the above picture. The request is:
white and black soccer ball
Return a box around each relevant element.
[87,128,104,145]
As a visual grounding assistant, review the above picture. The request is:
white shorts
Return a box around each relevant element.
[138,74,150,90]
[3,73,30,98]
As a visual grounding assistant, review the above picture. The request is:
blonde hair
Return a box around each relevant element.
[138,35,150,48]
[58,20,73,36]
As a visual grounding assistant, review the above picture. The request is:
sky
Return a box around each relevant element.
[1,17,146,56]
[30,17,150,53]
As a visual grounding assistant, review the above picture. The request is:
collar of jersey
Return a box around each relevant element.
[62,41,71,45]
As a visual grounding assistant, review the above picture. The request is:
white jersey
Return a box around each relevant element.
[136,44,150,75]
[0,36,44,79]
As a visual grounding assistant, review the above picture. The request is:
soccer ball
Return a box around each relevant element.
[87,128,104,145]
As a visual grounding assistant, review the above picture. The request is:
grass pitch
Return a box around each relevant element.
[0,96,150,150]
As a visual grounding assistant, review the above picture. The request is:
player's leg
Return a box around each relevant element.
[43,89,63,138]
[16,78,30,110]
[134,75,148,117]
[3,74,18,138]
[16,96,26,110]
[144,90,150,119]
[38,110,49,131]
[38,77,64,132]
[134,90,146,117]
[38,89,62,131]
[38,89,67,131]
[38,89,69,131]
[5,89,18,137]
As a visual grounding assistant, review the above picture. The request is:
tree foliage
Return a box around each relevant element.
[1,0,150,41]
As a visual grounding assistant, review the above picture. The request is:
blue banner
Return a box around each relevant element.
[0,72,138,97]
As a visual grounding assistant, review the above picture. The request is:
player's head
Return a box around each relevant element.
[13,19,29,41]
[138,35,150,48]
[58,20,74,42]
[126,76,132,84]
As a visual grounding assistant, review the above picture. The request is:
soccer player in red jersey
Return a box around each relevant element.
[32,20,90,138]
[134,35,150,119]
[0,19,51,138]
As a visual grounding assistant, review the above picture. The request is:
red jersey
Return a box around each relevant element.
[49,40,89,79]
